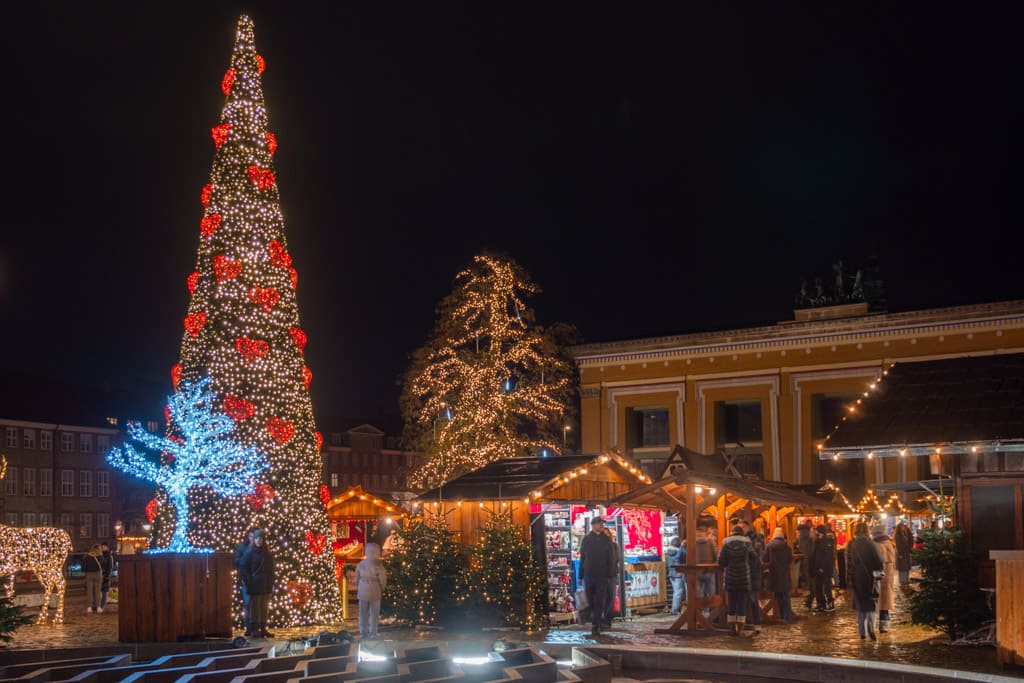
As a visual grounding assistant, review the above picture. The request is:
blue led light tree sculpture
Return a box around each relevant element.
[107,377,268,553]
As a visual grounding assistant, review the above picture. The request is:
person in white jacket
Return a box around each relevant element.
[355,542,388,639]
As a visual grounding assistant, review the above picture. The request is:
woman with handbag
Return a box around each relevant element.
[845,522,884,640]
[871,525,897,633]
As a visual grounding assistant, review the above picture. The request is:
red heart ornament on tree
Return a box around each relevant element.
[163,405,171,424]
[289,327,307,351]
[315,431,323,450]
[200,183,213,206]
[213,254,243,281]
[184,312,207,338]
[200,213,222,237]
[267,416,295,445]
[256,54,266,74]
[247,483,275,511]
[221,68,235,95]
[286,580,313,608]
[223,395,255,421]
[236,336,269,363]
[303,366,313,389]
[187,271,199,294]
[319,483,331,507]
[247,165,275,191]
[211,123,231,148]
[248,286,280,313]
[146,499,158,523]
[268,240,292,269]
[289,267,298,289]
[266,131,277,156]
[171,364,182,388]
[305,530,327,555]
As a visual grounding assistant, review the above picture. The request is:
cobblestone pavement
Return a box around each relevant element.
[2,585,1003,677]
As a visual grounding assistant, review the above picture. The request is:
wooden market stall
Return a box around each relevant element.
[609,447,849,634]
[324,485,411,619]
[414,451,660,622]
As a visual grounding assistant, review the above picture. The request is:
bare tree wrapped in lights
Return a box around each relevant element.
[402,253,578,487]
[152,15,341,625]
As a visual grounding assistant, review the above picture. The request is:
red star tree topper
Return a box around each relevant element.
[157,15,340,626]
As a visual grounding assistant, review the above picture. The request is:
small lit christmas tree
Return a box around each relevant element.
[468,511,546,629]
[908,528,992,640]
[402,253,578,487]
[382,516,466,625]
[107,377,268,553]
[151,15,341,625]
[0,578,33,644]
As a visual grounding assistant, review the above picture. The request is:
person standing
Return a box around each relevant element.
[579,516,616,636]
[741,520,765,634]
[665,536,685,614]
[355,542,388,639]
[84,544,104,614]
[98,542,114,612]
[894,521,913,586]
[602,526,621,626]
[240,529,275,639]
[797,521,814,607]
[765,527,794,623]
[846,522,884,640]
[694,525,718,605]
[233,528,256,635]
[718,525,756,635]
[871,524,897,633]
[809,525,836,612]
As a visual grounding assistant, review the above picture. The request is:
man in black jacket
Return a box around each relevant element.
[239,529,275,638]
[809,525,836,613]
[579,516,615,636]
[233,528,256,635]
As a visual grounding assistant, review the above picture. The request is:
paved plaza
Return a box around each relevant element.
[1,585,1005,678]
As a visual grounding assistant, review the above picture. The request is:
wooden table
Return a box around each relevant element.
[654,564,724,633]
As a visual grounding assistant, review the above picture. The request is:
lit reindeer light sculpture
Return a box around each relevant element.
[0,523,73,623]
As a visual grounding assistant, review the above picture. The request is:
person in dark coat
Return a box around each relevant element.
[797,521,814,606]
[809,525,836,612]
[239,529,275,639]
[717,525,756,635]
[894,521,913,586]
[846,522,884,640]
[765,527,794,622]
[233,528,256,635]
[579,516,616,636]
[665,536,686,614]
[98,542,114,612]
[741,520,765,633]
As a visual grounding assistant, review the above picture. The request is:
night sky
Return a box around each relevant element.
[2,4,1021,420]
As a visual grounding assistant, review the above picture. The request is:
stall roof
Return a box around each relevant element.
[414,452,649,501]
[325,484,411,519]
[820,353,1024,458]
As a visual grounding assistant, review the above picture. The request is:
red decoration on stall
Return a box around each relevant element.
[213,254,243,281]
[184,312,207,338]
[288,267,298,289]
[319,484,331,507]
[303,366,312,389]
[236,336,269,363]
[211,123,231,148]
[247,483,275,511]
[268,240,292,268]
[145,499,158,523]
[171,364,182,388]
[286,580,312,608]
[289,327,307,351]
[221,68,235,95]
[187,271,199,294]
[223,395,255,421]
[255,54,266,74]
[265,131,278,156]
[247,165,275,191]
[305,530,327,555]
[267,416,295,444]
[200,183,213,206]
[314,431,323,450]
[200,213,222,237]
[248,285,280,313]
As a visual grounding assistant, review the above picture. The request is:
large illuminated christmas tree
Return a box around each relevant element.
[152,15,341,625]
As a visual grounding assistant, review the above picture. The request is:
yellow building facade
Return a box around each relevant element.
[569,299,1024,494]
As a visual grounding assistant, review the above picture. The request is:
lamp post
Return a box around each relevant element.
[562,425,571,451]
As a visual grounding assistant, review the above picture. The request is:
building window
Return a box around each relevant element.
[625,407,671,449]
[97,513,110,540]
[330,433,343,446]
[22,468,35,497]
[61,432,75,452]
[97,435,110,453]
[330,472,339,487]
[39,512,52,527]
[4,467,17,496]
[60,513,74,536]
[40,431,52,451]
[5,427,17,448]
[23,512,37,528]
[147,420,158,432]
[39,469,53,497]
[97,471,110,498]
[372,474,380,489]
[61,470,75,497]
[80,513,93,539]
[23,429,36,449]
[80,434,93,453]
[4,513,17,526]
[79,470,93,497]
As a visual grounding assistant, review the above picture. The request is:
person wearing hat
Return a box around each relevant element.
[579,515,616,636]
[718,525,757,635]
[239,529,275,639]
[764,527,794,622]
